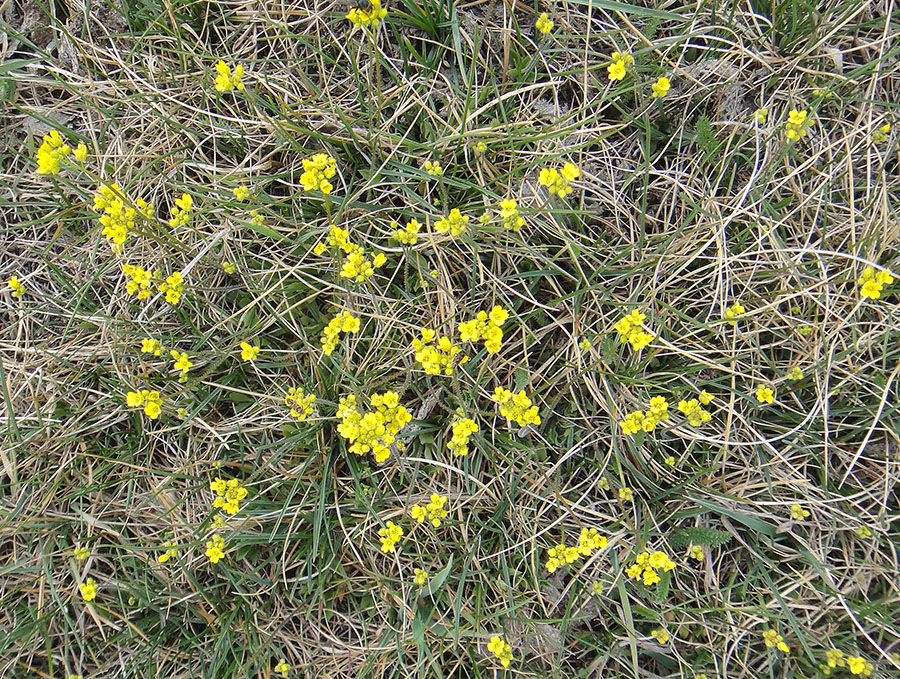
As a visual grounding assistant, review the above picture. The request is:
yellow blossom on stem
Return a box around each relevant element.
[210,477,248,515]
[79,578,98,601]
[413,567,428,584]
[785,108,810,139]
[170,350,192,381]
[412,328,467,375]
[651,628,670,643]
[858,267,894,300]
[35,130,72,175]
[487,636,513,668]
[157,272,184,305]
[651,76,670,98]
[447,418,478,456]
[689,545,704,560]
[214,60,245,93]
[205,534,225,563]
[168,192,192,227]
[378,521,403,552]
[847,656,873,675]
[274,660,290,677]
[141,338,164,356]
[790,503,810,520]
[873,122,890,144]
[536,12,553,33]
[613,309,654,351]
[763,628,789,653]
[125,389,163,419]
[337,391,412,462]
[497,199,525,231]
[301,153,337,195]
[8,276,25,297]
[434,208,469,236]
[458,306,508,353]
[756,385,775,404]
[724,301,745,325]
[423,160,443,176]
[678,399,711,426]
[74,547,90,561]
[123,264,157,300]
[346,0,387,29]
[392,218,421,245]
[538,163,580,198]
[492,387,541,427]
[285,387,316,421]
[157,541,178,563]
[321,311,361,355]
[240,341,260,362]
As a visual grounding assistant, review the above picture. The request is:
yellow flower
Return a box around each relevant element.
[168,192,192,227]
[619,487,632,500]
[873,122,890,143]
[157,271,184,305]
[79,578,98,602]
[787,366,803,380]
[240,341,260,362]
[492,387,541,427]
[285,387,316,421]
[755,385,775,405]
[158,541,178,563]
[651,628,670,643]
[434,208,469,236]
[762,628,789,653]
[321,311,361,355]
[232,186,250,201]
[497,199,525,231]
[855,525,871,538]
[8,276,25,298]
[487,636,514,668]
[205,534,226,563]
[698,390,713,405]
[170,350,192,378]
[73,143,87,162]
[346,0,387,28]
[214,60,245,93]
[689,545,703,560]
[755,107,768,124]
[785,108,809,139]
[392,218,421,245]
[790,503,810,520]
[35,130,72,175]
[858,267,894,300]
[447,418,478,456]
[141,338,164,356]
[413,567,428,585]
[650,76,670,98]
[223,261,236,274]
[724,301,745,325]
[608,59,627,81]
[274,659,290,677]
[536,12,553,33]
[378,521,404,552]
[423,160,443,176]
[210,477,248,515]
[300,153,337,195]
[74,547,90,561]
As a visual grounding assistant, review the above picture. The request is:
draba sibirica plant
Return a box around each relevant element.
[336,392,412,463]
[35,130,86,175]
[346,0,387,29]
[763,629,790,654]
[535,12,553,33]
[122,264,156,300]
[205,534,226,563]
[321,311,361,355]
[8,276,25,297]
[607,51,633,81]
[487,636,514,668]
[857,267,894,300]
[613,309,654,351]
[434,208,469,236]
[785,108,810,139]
[94,183,153,251]
[538,163,580,198]
[285,387,316,421]
[214,61,245,93]
[650,76,671,98]
[546,528,608,572]
[378,521,403,553]
[300,153,337,195]
[391,218,421,245]
[412,328,467,375]
[447,418,478,456]
[678,399,711,426]
[619,396,669,435]
[168,192,192,227]
[625,549,676,586]
[492,387,541,427]
[724,301,746,325]
[497,199,525,232]
[314,225,386,283]
[158,272,184,305]
[410,494,449,527]
[458,305,508,354]
[125,389,163,419]
[210,477,248,515]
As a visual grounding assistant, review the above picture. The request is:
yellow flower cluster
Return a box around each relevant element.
[123,264,155,299]
[413,567,428,584]
[545,528,608,573]
[607,51,633,81]
[232,186,249,201]
[157,541,178,563]
[625,549,676,586]
[170,350,192,381]
[785,109,809,139]
[756,385,775,404]
[724,301,745,325]
[651,628,670,643]
[423,160,442,176]
[214,60,245,93]
[336,391,412,462]
[487,636,513,668]
[410,493,448,527]
[619,396,669,435]
[447,418,478,456]
[689,545,704,560]
[300,153,337,195]
[538,162,580,198]
[141,338,164,356]
[678,398,711,426]
[79,578,98,601]
[496,199,525,231]
[210,477,248,515]
[126,389,163,419]
[35,130,86,175]
[873,122,891,144]
[378,520,403,552]
[240,341,260,361]
[412,329,467,375]
[205,534,226,563]
[651,76,671,98]
[790,503,810,520]
[858,267,894,300]
[847,656,873,676]
[391,218,420,245]
[314,225,386,283]
[762,629,789,653]
[158,272,184,305]
[74,546,90,561]
[492,387,541,427]
[536,12,553,33]
[285,387,316,421]
[613,309,654,351]
[8,276,24,297]
[435,208,469,236]
[168,193,192,227]
[93,183,152,250]
[346,0,387,29]
[322,311,361,355]
[458,305,508,353]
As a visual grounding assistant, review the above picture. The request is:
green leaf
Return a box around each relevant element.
[425,555,453,596]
